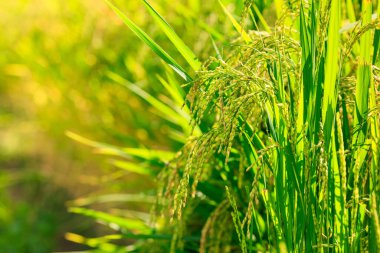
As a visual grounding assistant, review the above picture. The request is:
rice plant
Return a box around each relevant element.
[69,0,380,252]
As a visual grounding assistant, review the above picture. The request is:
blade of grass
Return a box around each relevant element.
[369,2,380,251]
[111,160,154,176]
[66,131,174,163]
[143,0,201,71]
[69,207,150,233]
[65,233,123,252]
[352,0,372,171]
[105,0,192,82]
[322,0,340,147]
[67,193,156,206]
[218,0,250,43]
[321,0,342,247]
[251,4,271,33]
[350,3,373,250]
[106,71,191,131]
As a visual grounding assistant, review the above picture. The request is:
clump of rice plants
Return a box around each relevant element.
[70,0,380,252]
[158,1,380,252]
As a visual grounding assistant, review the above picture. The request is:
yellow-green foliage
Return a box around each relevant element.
[116,1,380,252]
[2,0,380,252]
[62,0,380,252]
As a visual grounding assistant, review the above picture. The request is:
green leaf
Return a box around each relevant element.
[66,233,125,252]
[66,131,174,163]
[107,71,192,133]
[322,0,341,147]
[251,3,271,33]
[68,193,156,206]
[69,207,150,233]
[143,0,201,71]
[105,0,192,82]
[111,160,154,176]
[218,0,250,43]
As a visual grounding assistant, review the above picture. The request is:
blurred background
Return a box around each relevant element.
[0,0,245,252]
